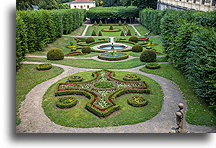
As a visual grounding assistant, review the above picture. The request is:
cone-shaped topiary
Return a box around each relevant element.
[86,37,95,43]
[91,30,97,36]
[118,20,122,26]
[127,29,132,36]
[109,25,114,30]
[140,50,156,62]
[82,46,91,54]
[93,21,97,25]
[99,20,103,26]
[120,31,125,36]
[132,45,143,52]
[47,48,64,60]
[129,36,138,43]
[98,31,103,36]
[124,21,127,25]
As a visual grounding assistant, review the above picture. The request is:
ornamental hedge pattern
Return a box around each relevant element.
[139,8,216,110]
[16,9,86,69]
[55,70,150,118]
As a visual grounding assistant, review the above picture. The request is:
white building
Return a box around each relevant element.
[157,0,215,12]
[69,0,96,10]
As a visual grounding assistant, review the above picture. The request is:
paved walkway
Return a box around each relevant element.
[16,62,215,133]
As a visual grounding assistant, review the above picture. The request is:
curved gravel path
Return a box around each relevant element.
[16,62,215,133]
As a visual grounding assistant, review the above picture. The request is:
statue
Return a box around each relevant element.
[176,103,184,133]
[111,43,114,50]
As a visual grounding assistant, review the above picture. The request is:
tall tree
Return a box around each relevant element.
[132,0,157,9]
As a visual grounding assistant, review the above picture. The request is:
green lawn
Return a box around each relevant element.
[134,25,150,36]
[68,25,86,36]
[16,64,64,125]
[140,64,216,126]
[24,57,144,69]
[42,71,163,128]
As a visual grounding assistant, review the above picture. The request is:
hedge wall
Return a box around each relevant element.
[87,6,139,24]
[16,9,86,69]
[139,9,216,110]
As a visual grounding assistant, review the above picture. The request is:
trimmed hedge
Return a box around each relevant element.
[140,50,156,62]
[16,13,27,69]
[82,46,91,54]
[145,63,160,69]
[16,9,86,69]
[87,6,139,23]
[123,74,141,81]
[47,48,64,60]
[56,97,78,109]
[68,76,83,82]
[127,96,148,107]
[129,36,138,43]
[132,45,143,52]
[36,63,52,71]
[98,53,129,61]
[86,103,120,118]
[86,37,95,43]
[140,8,216,110]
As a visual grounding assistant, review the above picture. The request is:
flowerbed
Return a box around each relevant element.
[145,63,161,69]
[66,52,82,56]
[55,70,150,118]
[36,63,52,71]
[101,28,121,32]
[98,52,129,61]
[123,74,141,81]
[56,97,78,109]
[127,96,148,107]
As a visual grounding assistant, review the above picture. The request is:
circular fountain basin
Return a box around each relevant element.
[98,44,127,51]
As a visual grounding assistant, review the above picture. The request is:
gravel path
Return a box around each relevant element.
[81,24,92,36]
[25,55,168,63]
[16,62,215,133]
[129,24,141,36]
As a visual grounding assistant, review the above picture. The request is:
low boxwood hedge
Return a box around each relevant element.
[36,63,52,71]
[98,53,129,61]
[127,96,148,107]
[145,63,161,69]
[56,97,78,109]
[68,76,84,82]
[85,103,120,118]
[123,74,141,81]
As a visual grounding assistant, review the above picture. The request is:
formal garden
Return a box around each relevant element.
[16,6,216,133]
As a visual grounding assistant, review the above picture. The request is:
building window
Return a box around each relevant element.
[81,5,83,9]
[87,5,89,8]
[74,5,76,8]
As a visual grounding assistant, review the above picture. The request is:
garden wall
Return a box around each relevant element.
[16,9,86,69]
[140,9,216,110]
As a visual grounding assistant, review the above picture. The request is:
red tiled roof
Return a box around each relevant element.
[71,0,95,3]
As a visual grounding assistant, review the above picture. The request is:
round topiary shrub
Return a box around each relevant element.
[129,36,138,43]
[132,45,143,52]
[68,75,83,82]
[127,96,148,107]
[56,97,78,109]
[140,50,156,62]
[86,37,95,44]
[36,63,52,71]
[82,46,91,54]
[47,48,64,60]
[145,63,161,69]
